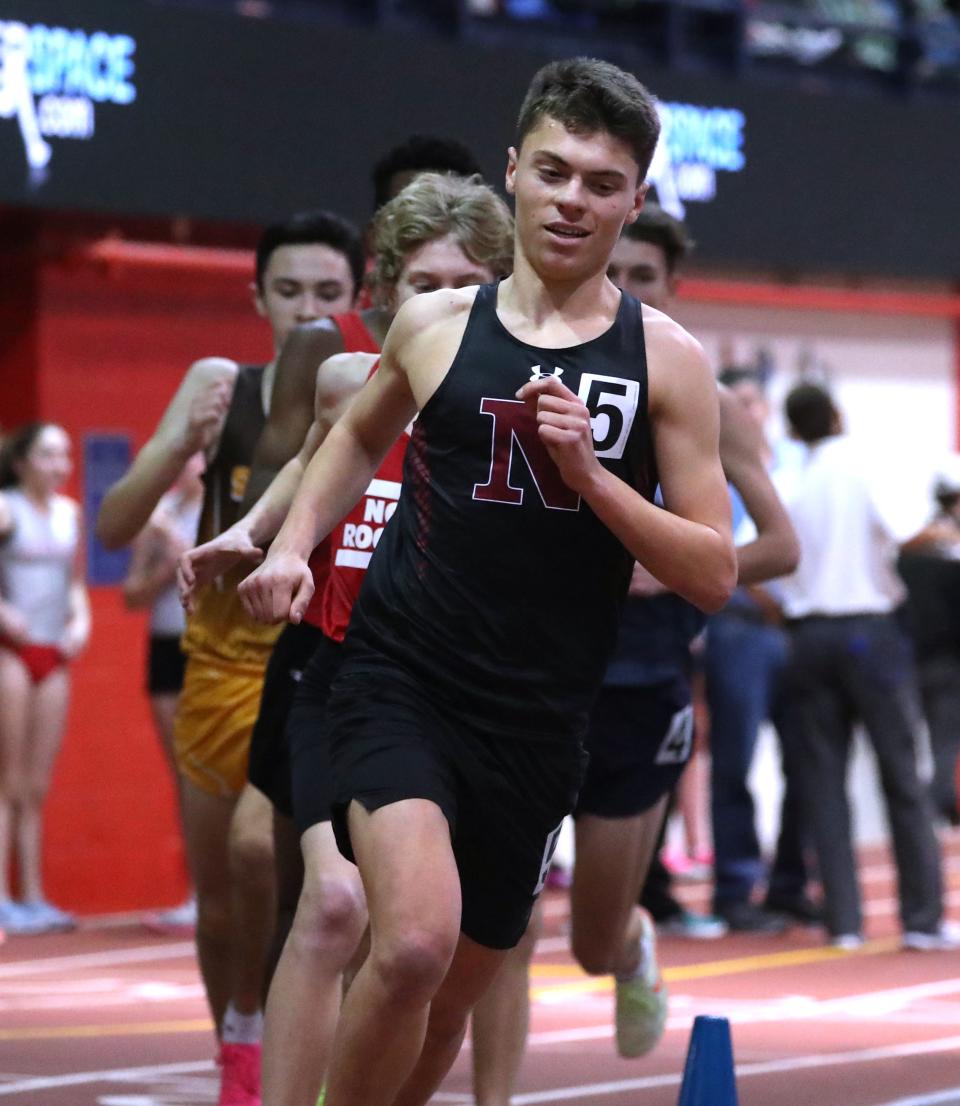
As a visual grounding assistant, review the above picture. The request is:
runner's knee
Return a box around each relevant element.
[292,874,367,961]
[229,817,274,886]
[370,924,458,1005]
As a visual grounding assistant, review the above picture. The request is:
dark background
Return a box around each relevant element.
[0,0,952,278]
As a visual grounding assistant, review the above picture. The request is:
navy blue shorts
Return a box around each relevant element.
[576,675,694,819]
[325,659,587,950]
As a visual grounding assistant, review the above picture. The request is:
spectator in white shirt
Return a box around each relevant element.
[777,382,959,950]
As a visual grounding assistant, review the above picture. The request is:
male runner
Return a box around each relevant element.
[469,208,800,1106]
[97,210,363,1106]
[239,58,736,1106]
[180,173,515,1106]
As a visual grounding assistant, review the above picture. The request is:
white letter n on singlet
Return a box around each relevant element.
[472,397,580,511]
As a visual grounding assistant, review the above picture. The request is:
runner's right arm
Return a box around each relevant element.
[178,353,375,611]
[237,307,422,625]
[96,359,234,550]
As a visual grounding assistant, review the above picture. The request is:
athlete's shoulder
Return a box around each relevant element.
[641,304,704,362]
[316,351,378,408]
[393,285,481,337]
[642,304,712,407]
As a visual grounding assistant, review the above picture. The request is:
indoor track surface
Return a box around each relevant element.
[2,834,960,1106]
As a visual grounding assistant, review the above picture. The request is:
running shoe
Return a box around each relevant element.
[902,920,960,951]
[143,897,198,935]
[217,1041,261,1106]
[830,933,864,950]
[19,899,76,933]
[614,909,669,1058]
[0,899,45,935]
[661,848,713,882]
[657,909,728,940]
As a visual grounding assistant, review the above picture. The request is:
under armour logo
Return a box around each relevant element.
[530,365,563,382]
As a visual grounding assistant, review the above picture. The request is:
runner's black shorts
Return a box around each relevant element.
[248,620,328,817]
[325,657,587,951]
[576,674,694,819]
[147,634,187,695]
[286,632,346,834]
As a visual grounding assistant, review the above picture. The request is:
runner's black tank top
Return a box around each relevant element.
[197,364,266,545]
[346,283,658,741]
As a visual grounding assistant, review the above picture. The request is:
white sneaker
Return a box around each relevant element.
[143,897,197,934]
[831,933,864,950]
[614,909,669,1058]
[903,920,960,951]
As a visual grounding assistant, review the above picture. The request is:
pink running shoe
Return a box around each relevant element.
[217,1042,261,1106]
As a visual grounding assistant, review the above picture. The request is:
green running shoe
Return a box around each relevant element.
[615,908,668,1058]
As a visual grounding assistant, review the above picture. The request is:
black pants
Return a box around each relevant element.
[916,651,960,823]
[779,613,943,937]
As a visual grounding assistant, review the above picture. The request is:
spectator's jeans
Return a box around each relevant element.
[779,614,943,937]
[704,613,806,908]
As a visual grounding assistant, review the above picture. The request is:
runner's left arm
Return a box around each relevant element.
[518,326,736,613]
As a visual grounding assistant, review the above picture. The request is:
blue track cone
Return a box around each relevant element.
[676,1015,739,1106]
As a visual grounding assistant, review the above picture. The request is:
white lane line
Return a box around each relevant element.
[0,1061,213,1096]
[0,944,194,980]
[877,1089,960,1106]
[524,976,960,1045]
[510,1034,960,1104]
[2,1022,959,1099]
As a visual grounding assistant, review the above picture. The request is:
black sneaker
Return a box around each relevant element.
[715,901,789,934]
[764,893,823,927]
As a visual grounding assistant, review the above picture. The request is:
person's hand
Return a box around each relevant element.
[60,620,89,659]
[237,551,314,625]
[516,374,601,495]
[178,526,264,613]
[0,605,29,646]
[181,378,231,456]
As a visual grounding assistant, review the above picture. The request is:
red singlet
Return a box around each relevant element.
[302,312,380,629]
[320,419,410,642]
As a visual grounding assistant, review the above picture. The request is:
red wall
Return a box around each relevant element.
[6,242,270,913]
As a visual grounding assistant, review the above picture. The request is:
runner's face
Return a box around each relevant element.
[255,243,356,349]
[506,117,646,283]
[391,234,496,310]
[607,238,673,312]
[19,425,72,495]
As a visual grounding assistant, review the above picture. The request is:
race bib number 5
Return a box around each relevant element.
[577,373,640,460]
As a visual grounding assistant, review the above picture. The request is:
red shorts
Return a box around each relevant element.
[1,642,67,685]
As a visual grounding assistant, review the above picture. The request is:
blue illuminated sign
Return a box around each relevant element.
[648,101,747,218]
[0,17,137,174]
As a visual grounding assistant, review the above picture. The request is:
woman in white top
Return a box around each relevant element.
[0,423,90,935]
[123,454,203,932]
